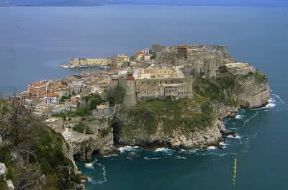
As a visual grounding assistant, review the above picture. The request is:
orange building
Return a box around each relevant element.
[27,80,50,98]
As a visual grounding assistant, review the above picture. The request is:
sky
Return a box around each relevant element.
[0,0,287,6]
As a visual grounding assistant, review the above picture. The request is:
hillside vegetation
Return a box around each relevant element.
[0,98,81,190]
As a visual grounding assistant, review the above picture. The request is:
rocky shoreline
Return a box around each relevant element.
[53,97,269,163]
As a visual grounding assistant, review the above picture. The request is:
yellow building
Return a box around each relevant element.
[112,54,130,69]
[135,52,145,62]
[69,58,111,68]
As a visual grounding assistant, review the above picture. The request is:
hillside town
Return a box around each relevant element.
[20,44,256,117]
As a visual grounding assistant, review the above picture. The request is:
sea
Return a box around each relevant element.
[0,5,288,190]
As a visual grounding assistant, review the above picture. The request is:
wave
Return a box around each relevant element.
[251,94,284,111]
[144,156,161,160]
[227,134,241,139]
[118,146,139,153]
[180,149,198,154]
[91,163,107,185]
[228,127,239,130]
[103,154,119,158]
[174,156,187,160]
[235,114,244,120]
[154,147,174,155]
[219,141,227,148]
[84,162,94,169]
[265,98,276,108]
[272,93,286,104]
[207,146,217,150]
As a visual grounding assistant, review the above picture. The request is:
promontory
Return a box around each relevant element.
[2,43,270,170]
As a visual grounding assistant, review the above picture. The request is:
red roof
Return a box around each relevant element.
[30,80,49,88]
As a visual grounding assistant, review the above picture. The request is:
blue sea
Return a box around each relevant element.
[1,5,288,189]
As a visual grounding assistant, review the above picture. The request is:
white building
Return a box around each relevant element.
[45,93,59,104]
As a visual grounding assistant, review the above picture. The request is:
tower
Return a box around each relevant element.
[123,70,137,109]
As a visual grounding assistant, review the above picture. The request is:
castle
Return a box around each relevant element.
[111,44,254,108]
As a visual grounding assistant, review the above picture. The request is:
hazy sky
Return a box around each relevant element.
[0,0,287,6]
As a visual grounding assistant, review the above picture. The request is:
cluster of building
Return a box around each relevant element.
[21,44,255,116]
[66,58,112,68]
[22,72,112,116]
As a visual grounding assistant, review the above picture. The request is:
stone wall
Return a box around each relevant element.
[135,78,187,100]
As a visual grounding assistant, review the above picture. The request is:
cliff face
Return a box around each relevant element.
[115,98,222,149]
[234,72,270,108]
[48,116,115,161]
[117,118,222,149]
[63,128,114,161]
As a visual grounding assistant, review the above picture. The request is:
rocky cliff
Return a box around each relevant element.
[56,70,269,162]
[48,116,115,161]
[234,72,270,108]
[113,66,269,149]
[115,98,222,149]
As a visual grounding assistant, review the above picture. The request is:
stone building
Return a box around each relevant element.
[135,78,186,100]
[154,44,233,78]
[137,67,175,79]
[123,71,137,108]
[112,54,130,69]
[44,92,59,104]
[68,80,85,94]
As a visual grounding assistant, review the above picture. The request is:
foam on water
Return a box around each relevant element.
[103,154,118,158]
[272,93,286,104]
[265,98,276,108]
[219,141,227,148]
[227,134,241,139]
[229,127,239,130]
[91,163,107,184]
[207,146,217,150]
[235,114,243,120]
[118,146,139,153]
[175,156,187,160]
[180,149,198,154]
[154,148,174,156]
[84,162,94,169]
[144,156,161,160]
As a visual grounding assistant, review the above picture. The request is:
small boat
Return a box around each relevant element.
[59,64,69,68]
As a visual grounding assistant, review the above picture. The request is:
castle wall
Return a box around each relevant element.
[135,78,189,100]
